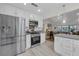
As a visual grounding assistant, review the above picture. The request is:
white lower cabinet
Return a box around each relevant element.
[54,37,73,56]
[61,38,73,56]
[41,33,45,43]
[54,37,79,56]
[26,35,31,49]
[73,40,79,56]
[54,37,63,55]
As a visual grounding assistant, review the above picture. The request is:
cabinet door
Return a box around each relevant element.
[20,18,26,52]
[61,38,73,56]
[26,35,31,49]
[21,18,25,36]
[19,18,25,36]
[20,36,26,52]
[54,37,73,56]
[38,19,43,30]
[16,18,26,54]
[54,37,63,54]
[16,18,21,54]
[16,37,21,54]
[15,17,20,36]
[41,33,45,43]
[73,40,79,56]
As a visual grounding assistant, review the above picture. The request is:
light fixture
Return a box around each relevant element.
[63,20,66,23]
[76,13,79,15]
[77,13,79,22]
[30,14,33,18]
[78,17,79,22]
[78,19,79,22]
[37,9,41,12]
[61,4,66,24]
[57,15,62,20]
[24,3,26,5]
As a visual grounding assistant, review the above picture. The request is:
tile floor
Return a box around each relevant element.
[18,40,60,56]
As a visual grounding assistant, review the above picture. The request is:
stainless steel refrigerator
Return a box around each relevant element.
[0,14,26,56]
[0,14,16,56]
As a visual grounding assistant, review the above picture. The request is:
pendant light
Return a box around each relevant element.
[62,4,66,24]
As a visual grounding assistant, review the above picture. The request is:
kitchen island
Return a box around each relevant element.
[54,34,79,56]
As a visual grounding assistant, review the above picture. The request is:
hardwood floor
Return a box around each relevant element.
[18,40,59,56]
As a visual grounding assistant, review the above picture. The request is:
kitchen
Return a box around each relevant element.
[0,3,79,56]
[0,3,45,56]
[44,4,79,56]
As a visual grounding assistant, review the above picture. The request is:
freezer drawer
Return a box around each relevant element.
[0,38,17,56]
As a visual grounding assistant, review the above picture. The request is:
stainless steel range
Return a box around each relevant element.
[31,33,40,47]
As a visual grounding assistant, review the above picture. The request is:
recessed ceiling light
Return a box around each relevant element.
[37,9,41,12]
[24,3,26,5]
[63,20,66,23]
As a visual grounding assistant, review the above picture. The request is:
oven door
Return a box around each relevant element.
[31,35,40,46]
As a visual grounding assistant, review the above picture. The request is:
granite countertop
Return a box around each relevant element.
[54,34,79,40]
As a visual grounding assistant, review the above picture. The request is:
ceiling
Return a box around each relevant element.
[8,3,79,19]
[44,8,79,26]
